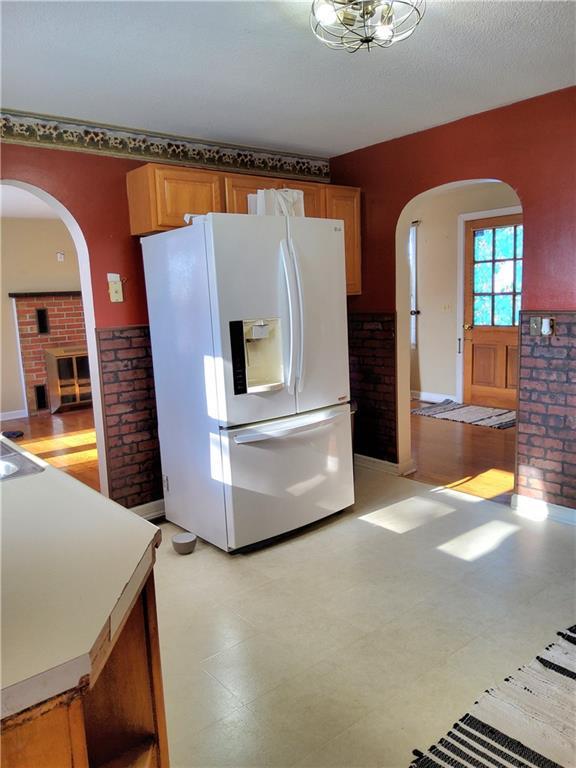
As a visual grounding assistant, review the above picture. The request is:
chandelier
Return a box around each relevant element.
[310,1,426,52]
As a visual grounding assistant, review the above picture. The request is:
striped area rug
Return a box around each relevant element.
[410,626,576,768]
[411,400,516,429]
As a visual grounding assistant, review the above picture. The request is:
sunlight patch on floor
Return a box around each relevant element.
[437,520,520,562]
[444,468,515,500]
[44,447,98,469]
[359,497,455,534]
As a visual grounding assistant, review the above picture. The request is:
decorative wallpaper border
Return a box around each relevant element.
[0,109,330,181]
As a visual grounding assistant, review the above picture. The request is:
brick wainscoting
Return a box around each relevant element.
[348,313,397,463]
[96,326,162,508]
[12,292,86,414]
[517,311,576,509]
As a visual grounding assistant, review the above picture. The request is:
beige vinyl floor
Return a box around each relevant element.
[154,467,576,768]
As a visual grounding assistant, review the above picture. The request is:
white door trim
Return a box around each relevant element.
[10,297,29,417]
[1,180,109,496]
[455,206,522,403]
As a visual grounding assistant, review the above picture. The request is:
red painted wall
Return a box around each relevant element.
[1,145,148,327]
[331,87,576,313]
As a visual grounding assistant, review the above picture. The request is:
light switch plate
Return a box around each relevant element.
[109,281,124,303]
[529,316,541,336]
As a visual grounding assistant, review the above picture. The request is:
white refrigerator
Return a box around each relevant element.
[142,213,354,551]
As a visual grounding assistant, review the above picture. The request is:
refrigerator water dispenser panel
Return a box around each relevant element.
[229,319,284,395]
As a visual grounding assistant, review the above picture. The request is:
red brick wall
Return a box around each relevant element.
[348,313,397,462]
[517,312,576,509]
[96,326,162,508]
[14,293,86,413]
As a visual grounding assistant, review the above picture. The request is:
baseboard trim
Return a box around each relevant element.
[130,498,165,521]
[411,391,457,404]
[354,453,417,477]
[511,493,576,526]
[0,409,28,421]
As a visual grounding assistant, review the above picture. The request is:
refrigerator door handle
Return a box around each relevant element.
[288,238,306,393]
[280,239,298,394]
[233,413,340,444]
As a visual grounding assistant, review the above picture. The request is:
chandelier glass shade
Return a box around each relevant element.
[310,0,425,52]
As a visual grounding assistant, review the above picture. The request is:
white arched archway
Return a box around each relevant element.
[395,179,522,473]
[1,180,108,496]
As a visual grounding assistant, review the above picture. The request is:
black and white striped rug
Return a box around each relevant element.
[411,400,516,429]
[410,626,576,768]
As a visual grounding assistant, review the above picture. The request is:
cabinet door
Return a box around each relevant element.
[154,167,224,228]
[224,174,281,214]
[324,186,362,295]
[281,181,326,218]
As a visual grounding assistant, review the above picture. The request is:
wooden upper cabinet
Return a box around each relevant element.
[126,163,362,294]
[126,163,224,235]
[224,174,281,214]
[324,185,362,295]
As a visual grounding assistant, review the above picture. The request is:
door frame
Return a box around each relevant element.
[455,205,522,402]
[1,180,109,496]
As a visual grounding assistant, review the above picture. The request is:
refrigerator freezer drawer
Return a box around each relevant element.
[222,405,354,550]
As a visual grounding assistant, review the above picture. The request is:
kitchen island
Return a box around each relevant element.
[1,438,169,768]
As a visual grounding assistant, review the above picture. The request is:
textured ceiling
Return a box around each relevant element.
[1,1,574,157]
[0,186,59,218]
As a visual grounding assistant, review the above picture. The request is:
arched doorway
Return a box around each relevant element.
[396,179,522,502]
[1,180,108,495]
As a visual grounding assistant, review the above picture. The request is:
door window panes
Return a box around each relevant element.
[474,296,492,326]
[472,221,523,327]
[494,295,513,326]
[494,260,514,293]
[514,295,522,326]
[474,263,492,293]
[494,226,514,259]
[473,230,493,261]
[516,225,523,257]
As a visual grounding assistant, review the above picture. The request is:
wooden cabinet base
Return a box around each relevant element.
[1,574,169,768]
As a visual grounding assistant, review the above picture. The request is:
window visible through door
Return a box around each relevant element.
[472,222,523,327]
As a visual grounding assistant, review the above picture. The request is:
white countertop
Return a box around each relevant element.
[1,438,161,718]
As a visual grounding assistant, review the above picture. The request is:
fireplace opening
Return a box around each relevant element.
[36,307,50,335]
[34,384,48,411]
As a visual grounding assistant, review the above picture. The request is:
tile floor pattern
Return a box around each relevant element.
[154,467,576,768]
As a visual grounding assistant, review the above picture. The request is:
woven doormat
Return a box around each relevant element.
[411,400,516,429]
[410,625,576,768]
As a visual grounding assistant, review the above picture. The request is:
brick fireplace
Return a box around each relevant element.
[11,291,87,414]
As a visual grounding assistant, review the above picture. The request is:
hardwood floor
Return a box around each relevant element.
[410,401,516,504]
[1,408,100,491]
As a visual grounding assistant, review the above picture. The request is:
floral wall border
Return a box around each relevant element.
[0,109,330,181]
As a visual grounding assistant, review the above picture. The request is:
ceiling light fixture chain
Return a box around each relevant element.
[310,0,425,52]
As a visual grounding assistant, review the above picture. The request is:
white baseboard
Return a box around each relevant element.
[354,453,417,477]
[131,498,165,521]
[0,409,28,421]
[411,391,457,404]
[511,493,576,526]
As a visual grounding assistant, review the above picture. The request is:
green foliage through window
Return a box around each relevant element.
[472,221,523,326]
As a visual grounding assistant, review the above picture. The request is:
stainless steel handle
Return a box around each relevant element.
[233,413,341,445]
[289,238,306,394]
[280,240,298,394]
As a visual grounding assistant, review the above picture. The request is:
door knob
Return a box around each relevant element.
[463,323,473,331]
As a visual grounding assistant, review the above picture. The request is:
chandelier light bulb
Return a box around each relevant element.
[310,0,425,52]
[315,1,338,25]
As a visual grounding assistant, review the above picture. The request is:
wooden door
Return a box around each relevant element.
[324,186,362,295]
[224,174,281,213]
[154,166,224,227]
[464,215,523,408]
